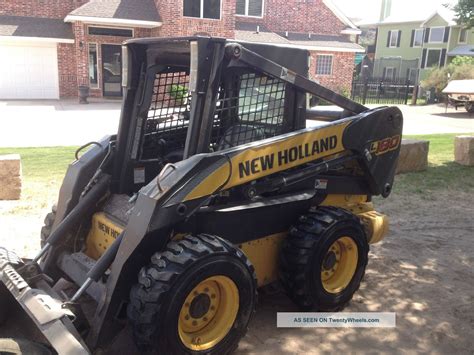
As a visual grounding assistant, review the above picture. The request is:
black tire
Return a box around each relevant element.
[280,206,369,311]
[465,102,474,114]
[0,338,52,355]
[127,234,258,354]
[40,205,57,249]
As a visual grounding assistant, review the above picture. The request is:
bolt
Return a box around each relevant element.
[203,317,208,322]
[185,315,190,320]
[193,337,201,344]
[192,320,198,326]
[211,294,216,299]
[193,291,199,296]
[204,287,209,293]
[185,302,190,307]
[210,306,215,310]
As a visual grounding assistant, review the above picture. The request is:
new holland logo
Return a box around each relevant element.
[238,135,338,178]
[370,135,401,156]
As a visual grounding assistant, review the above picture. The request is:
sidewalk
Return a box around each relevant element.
[0,99,121,147]
[0,100,472,148]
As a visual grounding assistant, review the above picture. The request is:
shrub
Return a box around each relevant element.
[421,56,474,93]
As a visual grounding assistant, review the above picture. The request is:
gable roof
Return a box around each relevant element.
[421,7,456,26]
[65,0,161,28]
[322,0,360,31]
[0,15,73,42]
[379,6,457,26]
[234,24,364,53]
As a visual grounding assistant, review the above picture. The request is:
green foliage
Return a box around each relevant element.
[421,56,474,92]
[450,0,474,28]
[168,84,188,101]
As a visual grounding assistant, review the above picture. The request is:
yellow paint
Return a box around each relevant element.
[321,236,358,294]
[239,233,286,287]
[358,210,389,244]
[85,212,124,260]
[320,194,369,208]
[178,275,239,351]
[184,122,350,201]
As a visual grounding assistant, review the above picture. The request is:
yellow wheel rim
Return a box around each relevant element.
[321,237,358,294]
[178,275,239,351]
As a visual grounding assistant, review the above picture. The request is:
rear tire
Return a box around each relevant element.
[465,102,474,114]
[0,338,51,355]
[127,234,258,354]
[280,206,369,311]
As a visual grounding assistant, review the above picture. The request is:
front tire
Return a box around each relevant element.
[465,102,474,114]
[280,206,369,311]
[127,234,257,354]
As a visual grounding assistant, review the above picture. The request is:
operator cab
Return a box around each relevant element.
[114,37,309,194]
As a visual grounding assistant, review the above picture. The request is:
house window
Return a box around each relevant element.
[429,27,444,43]
[384,67,395,80]
[389,30,399,47]
[408,68,418,83]
[425,49,441,67]
[183,0,221,19]
[316,55,333,75]
[459,28,467,43]
[236,0,264,17]
[413,29,424,47]
[88,26,133,37]
[88,43,99,88]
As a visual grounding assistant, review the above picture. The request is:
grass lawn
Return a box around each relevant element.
[0,146,78,214]
[392,133,474,196]
[0,133,472,214]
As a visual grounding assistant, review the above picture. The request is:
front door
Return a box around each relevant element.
[101,44,122,97]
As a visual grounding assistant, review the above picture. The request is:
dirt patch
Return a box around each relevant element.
[0,190,473,354]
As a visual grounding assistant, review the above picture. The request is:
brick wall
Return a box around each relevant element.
[57,43,77,97]
[237,0,346,35]
[309,51,355,94]
[154,0,235,38]
[1,0,87,18]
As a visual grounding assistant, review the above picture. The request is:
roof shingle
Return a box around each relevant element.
[0,15,73,39]
[68,0,161,23]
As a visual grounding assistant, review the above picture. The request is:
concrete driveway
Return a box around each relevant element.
[0,100,472,147]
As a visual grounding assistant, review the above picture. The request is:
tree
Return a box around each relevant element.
[449,0,474,28]
[421,56,474,93]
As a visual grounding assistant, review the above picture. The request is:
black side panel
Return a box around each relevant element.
[53,136,111,229]
[190,193,314,244]
[342,106,403,196]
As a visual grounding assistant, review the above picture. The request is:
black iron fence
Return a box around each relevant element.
[351,78,415,105]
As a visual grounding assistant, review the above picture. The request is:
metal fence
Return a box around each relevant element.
[351,78,415,105]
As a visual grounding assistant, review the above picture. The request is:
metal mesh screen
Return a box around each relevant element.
[141,71,191,160]
[212,72,287,150]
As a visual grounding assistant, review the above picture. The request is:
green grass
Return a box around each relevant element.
[392,133,474,196]
[0,146,77,214]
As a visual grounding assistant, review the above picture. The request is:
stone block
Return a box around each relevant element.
[454,136,474,166]
[396,139,429,174]
[0,154,22,200]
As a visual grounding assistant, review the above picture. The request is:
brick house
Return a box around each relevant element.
[0,0,363,99]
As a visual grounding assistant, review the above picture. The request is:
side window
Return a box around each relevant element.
[212,71,287,150]
[139,70,191,161]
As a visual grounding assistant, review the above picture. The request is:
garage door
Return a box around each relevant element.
[0,42,59,99]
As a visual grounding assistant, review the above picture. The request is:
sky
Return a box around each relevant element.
[331,0,459,24]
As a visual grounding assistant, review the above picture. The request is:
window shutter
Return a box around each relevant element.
[383,67,387,78]
[410,30,415,47]
[387,31,391,47]
[397,30,402,47]
[443,27,450,42]
[421,48,427,68]
[440,48,447,66]
[406,68,410,81]
[424,28,430,43]
[392,68,397,80]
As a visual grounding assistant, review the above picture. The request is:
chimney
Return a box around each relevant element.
[379,0,392,21]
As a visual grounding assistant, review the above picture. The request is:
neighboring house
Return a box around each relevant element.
[0,0,363,99]
[373,7,474,84]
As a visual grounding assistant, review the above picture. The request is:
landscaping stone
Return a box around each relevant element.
[0,154,22,200]
[396,139,429,174]
[454,136,474,166]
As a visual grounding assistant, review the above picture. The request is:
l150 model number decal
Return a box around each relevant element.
[370,135,401,156]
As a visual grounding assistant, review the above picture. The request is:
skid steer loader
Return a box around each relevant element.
[0,36,402,354]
